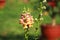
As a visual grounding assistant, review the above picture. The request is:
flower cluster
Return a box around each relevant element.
[19,12,34,29]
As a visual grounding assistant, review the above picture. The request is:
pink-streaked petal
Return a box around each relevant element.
[19,19,24,24]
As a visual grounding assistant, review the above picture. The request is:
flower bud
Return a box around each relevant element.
[43,0,47,3]
[40,17,44,21]
[35,18,38,21]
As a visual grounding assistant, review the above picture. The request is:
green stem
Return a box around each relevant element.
[40,2,43,14]
[35,15,43,40]
[25,27,29,40]
[34,21,39,40]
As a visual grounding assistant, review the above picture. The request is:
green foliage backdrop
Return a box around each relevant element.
[0,0,60,40]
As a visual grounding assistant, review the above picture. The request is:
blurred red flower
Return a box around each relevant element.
[0,0,6,9]
[48,1,56,8]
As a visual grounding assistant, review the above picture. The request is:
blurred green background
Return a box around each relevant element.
[0,0,60,40]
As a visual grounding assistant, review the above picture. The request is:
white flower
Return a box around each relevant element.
[40,17,44,21]
[40,13,43,16]
[43,0,47,3]
[35,18,38,21]
[42,6,46,9]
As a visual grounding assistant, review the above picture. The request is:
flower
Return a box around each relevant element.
[40,17,44,21]
[35,18,38,21]
[40,13,43,16]
[0,0,6,9]
[19,12,34,29]
[43,0,47,3]
[47,1,56,8]
[42,6,46,9]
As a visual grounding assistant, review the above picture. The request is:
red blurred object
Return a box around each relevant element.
[48,1,56,8]
[0,0,6,9]
[47,38,58,40]
[41,24,60,40]
[23,0,29,3]
[58,25,60,38]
